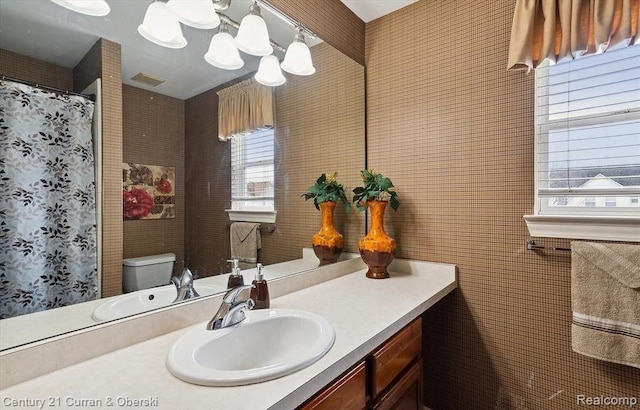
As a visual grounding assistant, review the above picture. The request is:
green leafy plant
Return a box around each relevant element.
[302,172,351,211]
[352,169,400,212]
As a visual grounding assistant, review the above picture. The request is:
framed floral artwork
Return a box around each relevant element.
[122,163,175,220]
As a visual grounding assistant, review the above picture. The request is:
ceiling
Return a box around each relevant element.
[0,0,418,99]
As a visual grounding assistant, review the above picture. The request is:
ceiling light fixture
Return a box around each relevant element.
[204,21,244,70]
[54,0,319,86]
[166,0,220,30]
[280,29,315,76]
[138,1,187,49]
[211,0,231,11]
[254,55,286,87]
[49,0,110,16]
[234,2,273,57]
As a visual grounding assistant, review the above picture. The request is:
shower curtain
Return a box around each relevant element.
[0,79,98,319]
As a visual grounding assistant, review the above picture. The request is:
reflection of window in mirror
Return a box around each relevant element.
[231,128,275,212]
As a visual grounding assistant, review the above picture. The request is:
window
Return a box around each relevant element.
[605,197,617,207]
[525,45,640,241]
[228,128,275,222]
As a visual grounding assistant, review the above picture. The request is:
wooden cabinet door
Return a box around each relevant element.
[370,318,422,398]
[301,317,424,410]
[300,361,367,410]
[370,359,423,410]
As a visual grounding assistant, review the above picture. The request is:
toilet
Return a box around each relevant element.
[122,253,176,293]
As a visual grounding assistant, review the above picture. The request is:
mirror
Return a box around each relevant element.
[0,0,364,351]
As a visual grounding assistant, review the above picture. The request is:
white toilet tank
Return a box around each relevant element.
[122,253,176,293]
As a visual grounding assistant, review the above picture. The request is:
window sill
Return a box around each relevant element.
[524,215,640,242]
[226,209,277,224]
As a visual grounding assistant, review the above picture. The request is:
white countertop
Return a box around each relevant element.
[0,259,456,410]
[0,249,351,351]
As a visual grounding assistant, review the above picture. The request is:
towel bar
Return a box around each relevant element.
[258,224,276,234]
[226,223,276,234]
[527,240,571,252]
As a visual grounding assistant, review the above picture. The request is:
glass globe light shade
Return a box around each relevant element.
[234,4,273,57]
[138,1,187,49]
[281,34,315,76]
[204,24,244,70]
[50,0,110,16]
[166,0,220,29]
[255,55,286,87]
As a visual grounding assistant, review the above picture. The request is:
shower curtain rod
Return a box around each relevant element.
[1,74,96,101]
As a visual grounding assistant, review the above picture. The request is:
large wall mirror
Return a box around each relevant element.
[0,0,364,351]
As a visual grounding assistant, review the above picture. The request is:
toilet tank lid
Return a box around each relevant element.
[123,253,176,267]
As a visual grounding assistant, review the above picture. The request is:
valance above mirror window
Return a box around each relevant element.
[507,0,640,71]
[217,78,274,141]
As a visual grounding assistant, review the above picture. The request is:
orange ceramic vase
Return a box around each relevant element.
[312,201,344,266]
[359,200,396,279]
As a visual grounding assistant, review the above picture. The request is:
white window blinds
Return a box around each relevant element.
[230,128,274,212]
[534,44,640,216]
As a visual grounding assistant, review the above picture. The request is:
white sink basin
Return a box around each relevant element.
[166,309,335,386]
[92,284,224,322]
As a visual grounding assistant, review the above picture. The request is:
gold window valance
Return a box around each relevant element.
[508,0,640,71]
[217,78,274,141]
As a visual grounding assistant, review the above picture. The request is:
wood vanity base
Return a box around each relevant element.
[300,317,423,410]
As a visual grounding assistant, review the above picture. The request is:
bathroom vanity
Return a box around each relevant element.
[301,317,423,409]
[0,258,456,409]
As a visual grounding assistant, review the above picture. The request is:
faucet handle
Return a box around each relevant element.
[171,267,200,303]
[179,267,194,286]
[223,284,254,305]
[207,285,255,330]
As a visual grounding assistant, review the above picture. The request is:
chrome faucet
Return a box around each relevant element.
[171,267,200,303]
[206,284,255,330]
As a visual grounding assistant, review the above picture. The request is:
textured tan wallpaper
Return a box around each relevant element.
[97,40,123,298]
[268,42,365,263]
[184,84,234,278]
[74,39,123,298]
[0,49,73,89]
[268,0,365,65]
[122,85,185,277]
[365,1,639,409]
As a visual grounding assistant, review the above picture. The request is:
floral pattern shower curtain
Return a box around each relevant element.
[0,80,98,319]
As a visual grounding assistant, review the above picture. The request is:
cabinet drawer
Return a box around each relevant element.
[371,359,423,410]
[300,361,367,410]
[370,317,422,397]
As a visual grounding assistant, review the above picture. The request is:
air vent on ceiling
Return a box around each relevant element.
[131,72,165,87]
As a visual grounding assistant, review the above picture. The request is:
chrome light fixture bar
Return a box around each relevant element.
[256,0,317,41]
[54,0,316,87]
[207,12,287,86]
[211,0,231,10]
